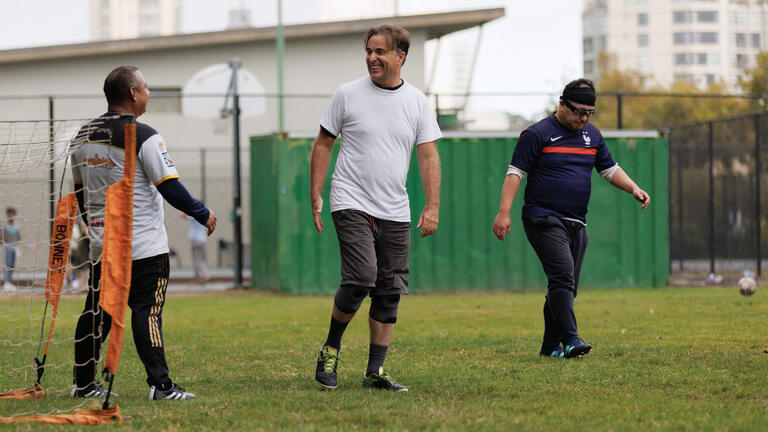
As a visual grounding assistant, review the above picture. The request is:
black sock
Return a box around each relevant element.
[366,344,388,376]
[323,316,349,350]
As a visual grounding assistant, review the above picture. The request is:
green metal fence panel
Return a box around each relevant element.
[251,134,669,293]
[250,134,280,289]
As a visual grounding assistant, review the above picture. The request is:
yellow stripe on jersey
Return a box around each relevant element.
[154,175,180,186]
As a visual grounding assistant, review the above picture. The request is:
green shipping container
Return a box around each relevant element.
[250,132,669,293]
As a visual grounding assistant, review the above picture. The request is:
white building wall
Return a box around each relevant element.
[0,28,429,276]
[0,29,428,137]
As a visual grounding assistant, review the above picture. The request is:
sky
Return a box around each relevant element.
[0,1,583,118]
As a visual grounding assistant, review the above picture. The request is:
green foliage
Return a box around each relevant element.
[740,51,768,111]
[1,288,767,430]
[592,51,754,129]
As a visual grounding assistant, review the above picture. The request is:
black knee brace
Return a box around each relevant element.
[334,284,369,313]
[369,294,400,324]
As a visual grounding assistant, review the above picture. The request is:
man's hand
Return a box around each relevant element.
[417,206,438,238]
[609,167,650,210]
[310,130,335,235]
[633,187,651,210]
[311,195,324,234]
[205,209,217,235]
[492,211,512,241]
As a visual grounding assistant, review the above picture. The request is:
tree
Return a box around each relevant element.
[591,51,750,130]
[740,51,768,111]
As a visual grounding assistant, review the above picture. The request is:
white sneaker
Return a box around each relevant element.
[70,384,118,398]
[149,383,196,400]
[3,282,17,293]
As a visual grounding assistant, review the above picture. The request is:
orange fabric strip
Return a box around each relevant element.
[43,193,78,356]
[0,405,124,424]
[0,384,45,400]
[100,122,136,376]
[542,146,597,155]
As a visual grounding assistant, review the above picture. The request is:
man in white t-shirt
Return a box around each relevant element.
[311,24,442,392]
[70,66,216,400]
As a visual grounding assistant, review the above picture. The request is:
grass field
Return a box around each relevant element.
[1,286,767,431]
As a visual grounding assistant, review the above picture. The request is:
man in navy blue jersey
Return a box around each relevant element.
[492,78,650,358]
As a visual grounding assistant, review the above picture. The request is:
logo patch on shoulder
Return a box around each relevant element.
[161,151,174,168]
[158,141,165,148]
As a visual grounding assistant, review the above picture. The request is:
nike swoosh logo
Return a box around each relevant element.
[550,136,563,142]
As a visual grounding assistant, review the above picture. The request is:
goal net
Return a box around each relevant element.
[0,116,135,424]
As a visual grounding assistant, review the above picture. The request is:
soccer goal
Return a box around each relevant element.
[0,117,135,424]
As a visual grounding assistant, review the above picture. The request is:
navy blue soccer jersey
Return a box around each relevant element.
[510,114,616,224]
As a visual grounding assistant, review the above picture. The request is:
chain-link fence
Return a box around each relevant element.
[669,112,767,281]
[0,94,263,282]
[3,90,767,285]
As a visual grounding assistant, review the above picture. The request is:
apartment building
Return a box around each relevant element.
[583,0,768,89]
[91,0,181,40]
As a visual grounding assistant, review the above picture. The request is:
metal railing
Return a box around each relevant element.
[668,111,767,279]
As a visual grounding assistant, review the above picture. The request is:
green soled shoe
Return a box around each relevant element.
[315,345,340,389]
[564,338,592,358]
[540,346,565,358]
[362,367,408,392]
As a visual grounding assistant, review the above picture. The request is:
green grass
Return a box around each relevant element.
[1,287,767,431]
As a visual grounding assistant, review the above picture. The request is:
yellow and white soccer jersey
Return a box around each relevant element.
[71,114,179,261]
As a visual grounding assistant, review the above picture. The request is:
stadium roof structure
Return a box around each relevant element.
[0,8,504,65]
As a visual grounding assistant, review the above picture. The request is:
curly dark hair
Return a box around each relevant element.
[363,25,411,65]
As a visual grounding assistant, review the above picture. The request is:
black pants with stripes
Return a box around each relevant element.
[74,253,172,389]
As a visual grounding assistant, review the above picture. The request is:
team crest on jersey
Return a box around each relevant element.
[85,153,116,168]
[161,151,174,168]
[582,131,591,148]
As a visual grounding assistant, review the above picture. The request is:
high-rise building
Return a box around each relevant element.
[91,0,181,41]
[317,0,398,21]
[583,0,768,90]
[227,8,252,29]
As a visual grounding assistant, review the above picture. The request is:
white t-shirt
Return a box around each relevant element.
[320,77,442,222]
[71,115,179,261]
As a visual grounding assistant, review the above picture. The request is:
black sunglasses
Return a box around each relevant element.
[563,99,597,117]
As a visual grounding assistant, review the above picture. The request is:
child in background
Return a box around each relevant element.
[2,207,21,292]
[181,206,209,283]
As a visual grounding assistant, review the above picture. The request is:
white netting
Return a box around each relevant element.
[0,118,114,418]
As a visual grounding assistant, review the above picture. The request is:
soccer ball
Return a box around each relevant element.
[738,276,757,296]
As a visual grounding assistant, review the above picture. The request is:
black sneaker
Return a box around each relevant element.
[564,338,592,358]
[315,345,339,389]
[540,346,565,358]
[362,367,408,392]
[148,383,195,400]
[70,383,118,398]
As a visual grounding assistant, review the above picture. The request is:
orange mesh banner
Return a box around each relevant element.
[43,193,78,355]
[0,405,124,425]
[99,122,135,376]
[0,384,45,400]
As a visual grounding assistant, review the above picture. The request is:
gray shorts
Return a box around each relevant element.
[332,209,410,296]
